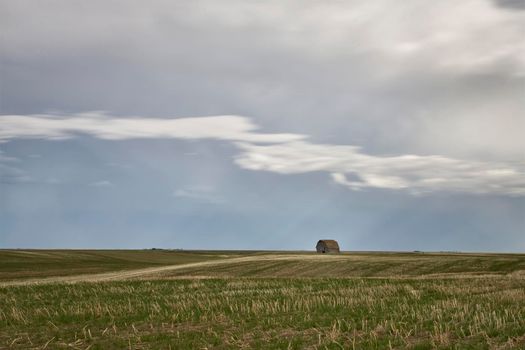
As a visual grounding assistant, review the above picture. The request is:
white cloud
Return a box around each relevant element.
[0,151,32,183]
[1,113,524,196]
[235,141,525,196]
[0,112,305,143]
[89,180,113,187]
[0,150,19,163]
[0,163,32,184]
[173,187,225,204]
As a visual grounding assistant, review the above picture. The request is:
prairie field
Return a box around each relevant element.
[1,250,525,349]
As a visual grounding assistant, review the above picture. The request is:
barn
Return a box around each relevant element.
[316,240,340,254]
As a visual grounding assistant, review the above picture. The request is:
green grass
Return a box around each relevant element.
[1,250,525,349]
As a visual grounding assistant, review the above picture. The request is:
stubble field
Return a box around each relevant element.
[1,250,524,349]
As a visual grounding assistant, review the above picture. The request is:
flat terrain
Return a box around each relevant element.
[1,250,525,349]
[0,249,244,282]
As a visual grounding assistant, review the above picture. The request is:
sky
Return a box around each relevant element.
[0,0,524,251]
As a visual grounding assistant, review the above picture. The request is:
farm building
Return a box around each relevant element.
[316,240,340,254]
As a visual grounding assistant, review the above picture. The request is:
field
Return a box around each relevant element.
[1,250,525,349]
[0,250,243,281]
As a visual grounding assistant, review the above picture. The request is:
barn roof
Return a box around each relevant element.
[317,240,340,249]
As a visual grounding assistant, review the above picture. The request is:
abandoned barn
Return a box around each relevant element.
[316,240,340,253]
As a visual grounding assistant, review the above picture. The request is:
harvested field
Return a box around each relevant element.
[1,250,525,349]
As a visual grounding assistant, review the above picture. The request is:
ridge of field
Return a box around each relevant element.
[148,252,525,279]
[2,250,525,285]
[0,249,243,281]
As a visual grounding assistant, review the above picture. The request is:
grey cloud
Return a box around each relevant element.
[493,0,525,10]
[4,1,524,74]
[2,0,524,164]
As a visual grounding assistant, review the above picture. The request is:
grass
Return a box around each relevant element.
[1,250,525,349]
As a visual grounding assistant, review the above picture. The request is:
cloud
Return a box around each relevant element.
[0,151,32,184]
[0,112,305,143]
[1,113,524,196]
[493,0,525,10]
[173,187,226,204]
[4,1,524,76]
[89,180,114,187]
[2,1,524,163]
[0,163,32,184]
[235,141,525,196]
